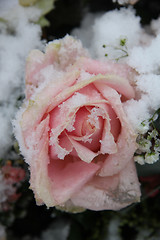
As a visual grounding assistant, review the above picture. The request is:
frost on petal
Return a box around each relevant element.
[49,93,88,160]
[67,135,98,163]
[20,70,79,135]
[71,160,141,211]
[28,117,56,207]
[25,44,59,98]
[53,35,89,70]
[100,119,117,155]
[75,57,135,99]
[94,84,137,177]
[25,35,89,98]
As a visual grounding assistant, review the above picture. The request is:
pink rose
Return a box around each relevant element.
[15,36,141,211]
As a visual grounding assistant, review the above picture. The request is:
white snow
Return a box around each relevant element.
[72,8,145,60]
[129,35,160,74]
[0,5,43,158]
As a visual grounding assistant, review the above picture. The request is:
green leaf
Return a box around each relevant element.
[37,16,50,27]
[19,0,38,7]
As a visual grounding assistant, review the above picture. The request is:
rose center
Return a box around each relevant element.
[81,119,96,136]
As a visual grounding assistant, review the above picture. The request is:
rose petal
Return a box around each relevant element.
[26,43,60,99]
[75,57,135,99]
[48,157,100,204]
[28,116,56,207]
[94,84,137,176]
[21,70,79,134]
[67,135,98,163]
[49,133,73,160]
[71,160,141,211]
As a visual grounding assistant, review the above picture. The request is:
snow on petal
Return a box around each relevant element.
[28,117,56,207]
[94,84,137,176]
[100,119,117,154]
[20,70,79,133]
[75,57,135,99]
[67,135,98,163]
[71,160,140,211]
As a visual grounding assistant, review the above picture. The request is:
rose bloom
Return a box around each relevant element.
[15,36,141,211]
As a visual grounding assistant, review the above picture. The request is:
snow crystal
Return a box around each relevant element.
[136,74,160,111]
[59,92,87,111]
[91,8,145,60]
[73,8,144,60]
[124,73,160,132]
[0,4,43,158]
[34,65,64,85]
[65,115,76,132]
[51,35,89,70]
[78,69,95,83]
[129,35,160,74]
[87,107,105,129]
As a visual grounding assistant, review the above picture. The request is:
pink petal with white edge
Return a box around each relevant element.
[49,84,106,159]
[67,135,98,163]
[71,160,141,211]
[26,43,60,99]
[21,70,79,136]
[49,133,73,160]
[71,115,103,152]
[100,118,117,155]
[94,84,137,177]
[105,103,121,141]
[48,157,100,205]
[75,57,135,99]
[28,116,56,207]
